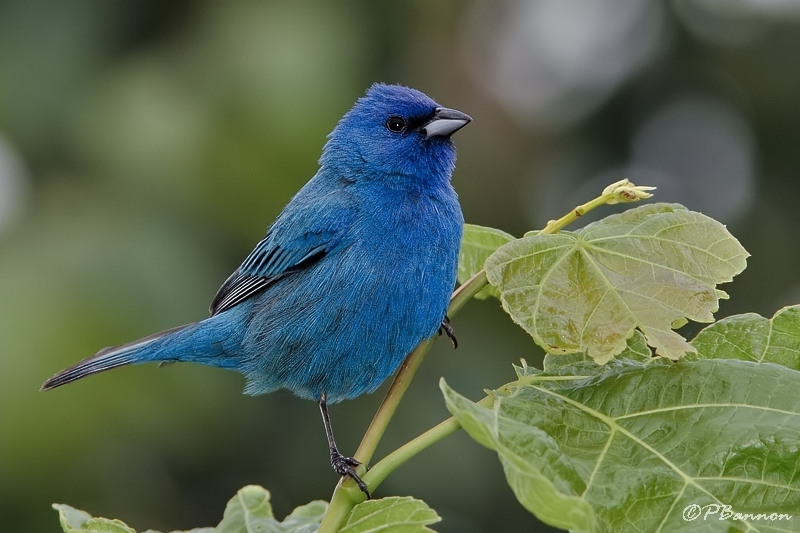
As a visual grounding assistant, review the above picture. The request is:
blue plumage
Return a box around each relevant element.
[42,83,471,494]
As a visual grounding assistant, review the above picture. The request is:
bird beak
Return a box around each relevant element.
[422,107,472,138]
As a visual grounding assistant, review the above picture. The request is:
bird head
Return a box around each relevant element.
[321,83,471,188]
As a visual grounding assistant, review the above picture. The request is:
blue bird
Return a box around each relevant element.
[42,83,471,495]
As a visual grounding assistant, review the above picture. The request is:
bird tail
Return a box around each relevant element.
[41,323,195,390]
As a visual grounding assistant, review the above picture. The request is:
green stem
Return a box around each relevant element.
[355,268,490,468]
[318,179,654,532]
[540,194,607,234]
[449,269,489,315]
[318,270,491,533]
[318,482,365,533]
[540,178,654,235]
[353,339,433,466]
[363,394,495,488]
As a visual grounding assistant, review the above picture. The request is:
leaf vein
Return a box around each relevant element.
[528,383,770,531]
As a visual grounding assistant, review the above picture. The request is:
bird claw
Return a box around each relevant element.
[331,449,370,498]
[438,316,458,349]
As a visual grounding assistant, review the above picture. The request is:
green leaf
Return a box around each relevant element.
[52,501,212,533]
[54,504,94,533]
[53,504,137,533]
[53,486,325,533]
[458,223,515,299]
[542,330,655,371]
[691,305,800,370]
[442,356,800,533]
[215,485,275,533]
[440,381,597,533]
[484,203,749,363]
[339,497,441,533]
[215,485,326,533]
[279,500,328,533]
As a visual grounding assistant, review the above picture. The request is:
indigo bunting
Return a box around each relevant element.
[42,83,470,495]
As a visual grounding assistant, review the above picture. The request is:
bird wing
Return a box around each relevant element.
[209,200,354,316]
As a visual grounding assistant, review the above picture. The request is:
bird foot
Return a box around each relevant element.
[439,316,458,349]
[330,449,370,498]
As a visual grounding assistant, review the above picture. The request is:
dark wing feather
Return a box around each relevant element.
[209,235,330,315]
[209,174,356,316]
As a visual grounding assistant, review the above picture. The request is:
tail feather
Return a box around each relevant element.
[41,324,192,390]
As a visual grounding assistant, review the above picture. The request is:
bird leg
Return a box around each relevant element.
[438,316,458,349]
[318,395,370,497]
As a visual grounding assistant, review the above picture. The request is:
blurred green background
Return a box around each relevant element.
[2,1,800,532]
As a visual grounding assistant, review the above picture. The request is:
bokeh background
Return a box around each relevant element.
[2,1,800,532]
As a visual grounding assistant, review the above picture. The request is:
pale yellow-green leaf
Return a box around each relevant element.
[458,223,514,299]
[215,485,275,533]
[340,496,440,533]
[53,504,137,533]
[484,203,749,363]
[215,485,326,533]
[53,486,324,533]
[691,304,800,370]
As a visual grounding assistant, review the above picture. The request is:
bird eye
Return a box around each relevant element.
[385,116,407,133]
